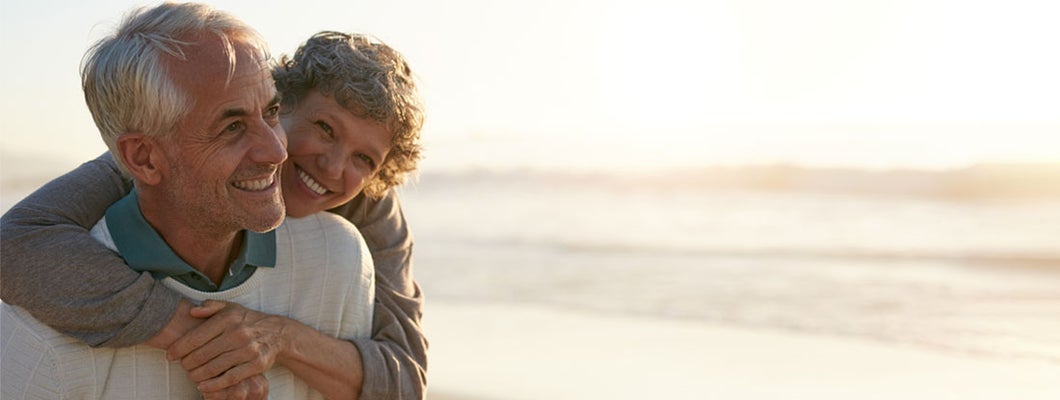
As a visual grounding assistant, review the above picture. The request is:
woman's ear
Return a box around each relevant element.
[115,133,165,186]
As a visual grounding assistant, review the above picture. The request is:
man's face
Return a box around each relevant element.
[159,36,287,233]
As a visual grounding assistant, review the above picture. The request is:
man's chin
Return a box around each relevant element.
[243,201,286,232]
[245,214,285,233]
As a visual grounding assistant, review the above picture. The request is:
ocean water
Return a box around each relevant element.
[3,165,1058,364]
[400,170,1060,363]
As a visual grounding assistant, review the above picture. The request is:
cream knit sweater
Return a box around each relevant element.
[1,212,374,399]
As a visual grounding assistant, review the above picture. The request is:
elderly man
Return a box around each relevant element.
[0,3,376,399]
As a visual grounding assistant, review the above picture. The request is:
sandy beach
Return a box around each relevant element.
[423,301,1060,400]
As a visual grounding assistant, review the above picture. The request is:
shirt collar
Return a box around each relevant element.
[104,191,276,279]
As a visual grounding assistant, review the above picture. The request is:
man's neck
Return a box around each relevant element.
[138,196,243,286]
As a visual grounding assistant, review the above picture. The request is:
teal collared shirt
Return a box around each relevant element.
[105,191,276,292]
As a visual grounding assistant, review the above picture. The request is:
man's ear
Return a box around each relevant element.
[115,133,166,186]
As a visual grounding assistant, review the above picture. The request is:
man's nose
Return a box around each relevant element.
[249,119,287,165]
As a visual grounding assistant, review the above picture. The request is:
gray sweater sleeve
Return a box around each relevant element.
[0,154,427,398]
[0,153,183,347]
[330,190,428,400]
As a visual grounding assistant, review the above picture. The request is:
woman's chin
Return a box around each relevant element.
[282,196,315,218]
[286,209,311,218]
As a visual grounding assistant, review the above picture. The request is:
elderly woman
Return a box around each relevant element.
[0,31,426,399]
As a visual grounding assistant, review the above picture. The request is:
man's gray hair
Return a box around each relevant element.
[81,2,269,173]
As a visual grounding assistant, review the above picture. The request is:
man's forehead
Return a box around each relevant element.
[165,34,271,89]
[163,34,277,137]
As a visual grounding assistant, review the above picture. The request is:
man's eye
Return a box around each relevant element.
[264,105,280,119]
[263,106,281,126]
[224,121,245,133]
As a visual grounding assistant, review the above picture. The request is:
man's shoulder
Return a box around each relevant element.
[0,303,82,361]
[276,213,367,255]
[273,213,373,279]
[0,304,67,399]
[1,303,55,343]
[278,212,362,240]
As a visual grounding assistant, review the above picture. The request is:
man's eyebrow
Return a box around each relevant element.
[219,94,282,120]
[221,108,249,120]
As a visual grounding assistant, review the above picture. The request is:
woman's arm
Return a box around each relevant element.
[331,189,428,400]
[0,153,183,347]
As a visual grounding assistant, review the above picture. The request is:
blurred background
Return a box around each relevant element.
[2,0,1059,398]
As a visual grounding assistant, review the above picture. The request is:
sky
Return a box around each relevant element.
[1,0,1059,174]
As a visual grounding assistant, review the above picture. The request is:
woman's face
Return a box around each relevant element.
[280,89,392,218]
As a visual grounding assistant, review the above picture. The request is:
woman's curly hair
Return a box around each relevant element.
[273,31,423,198]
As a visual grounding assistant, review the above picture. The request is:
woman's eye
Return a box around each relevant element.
[357,154,377,170]
[315,121,334,138]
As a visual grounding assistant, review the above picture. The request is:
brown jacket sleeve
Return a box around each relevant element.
[329,190,428,400]
[0,153,183,347]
